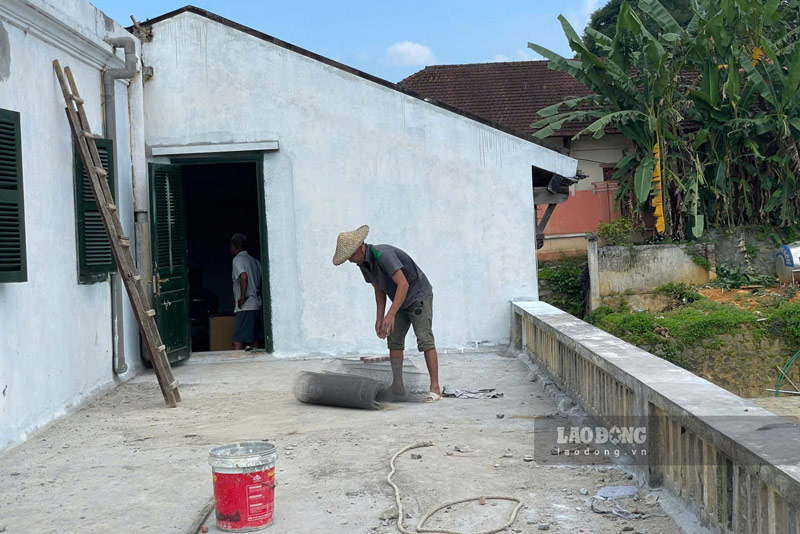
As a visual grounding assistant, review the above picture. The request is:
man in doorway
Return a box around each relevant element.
[230,234,263,350]
[333,225,441,403]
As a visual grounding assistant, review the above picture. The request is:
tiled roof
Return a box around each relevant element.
[399,61,600,138]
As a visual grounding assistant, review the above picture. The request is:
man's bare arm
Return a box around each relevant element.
[238,272,248,307]
[381,269,409,337]
[373,283,387,338]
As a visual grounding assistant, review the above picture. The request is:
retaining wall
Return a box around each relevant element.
[588,239,716,312]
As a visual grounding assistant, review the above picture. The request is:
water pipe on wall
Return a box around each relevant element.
[103,36,138,376]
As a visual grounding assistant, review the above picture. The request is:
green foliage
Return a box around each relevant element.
[582,0,693,55]
[654,282,703,304]
[587,307,658,345]
[588,299,757,351]
[746,223,800,245]
[755,224,772,242]
[691,253,711,270]
[531,0,800,240]
[588,278,800,370]
[597,218,637,245]
[711,263,777,289]
[762,301,800,348]
[776,224,800,244]
[538,258,587,317]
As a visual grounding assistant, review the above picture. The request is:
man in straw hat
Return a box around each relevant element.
[333,225,441,402]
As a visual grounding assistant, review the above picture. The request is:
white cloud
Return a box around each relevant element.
[515,48,535,60]
[492,54,511,62]
[386,41,436,66]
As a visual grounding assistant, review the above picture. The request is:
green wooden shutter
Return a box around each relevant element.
[152,165,186,273]
[0,108,27,283]
[74,138,116,283]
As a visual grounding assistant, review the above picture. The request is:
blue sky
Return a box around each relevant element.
[92,0,608,82]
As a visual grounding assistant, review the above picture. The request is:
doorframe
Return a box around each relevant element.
[167,153,274,353]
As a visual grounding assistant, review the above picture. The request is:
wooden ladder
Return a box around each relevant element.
[53,60,181,408]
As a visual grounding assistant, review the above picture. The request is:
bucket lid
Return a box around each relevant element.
[209,441,277,470]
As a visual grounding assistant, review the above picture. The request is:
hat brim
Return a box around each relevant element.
[332,225,369,265]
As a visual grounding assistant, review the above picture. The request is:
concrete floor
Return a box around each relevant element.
[0,352,686,533]
[751,395,800,420]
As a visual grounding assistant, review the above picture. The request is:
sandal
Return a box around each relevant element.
[424,391,441,403]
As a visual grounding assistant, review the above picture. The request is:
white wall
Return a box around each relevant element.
[142,12,577,355]
[0,0,143,451]
[570,134,630,191]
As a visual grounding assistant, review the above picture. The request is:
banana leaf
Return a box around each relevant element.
[639,0,684,34]
[781,40,800,109]
[714,162,728,190]
[612,153,639,181]
[739,55,779,109]
[635,157,657,203]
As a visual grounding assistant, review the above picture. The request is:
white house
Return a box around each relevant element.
[0,2,577,451]
[0,0,147,451]
[400,61,631,259]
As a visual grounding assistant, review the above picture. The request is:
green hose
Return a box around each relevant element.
[775,349,800,397]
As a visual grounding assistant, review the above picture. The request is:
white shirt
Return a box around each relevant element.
[232,251,262,313]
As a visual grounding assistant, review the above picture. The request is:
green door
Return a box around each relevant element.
[149,163,191,363]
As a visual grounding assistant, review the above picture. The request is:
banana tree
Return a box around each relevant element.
[529,0,699,238]
[532,0,800,238]
[738,38,800,225]
[686,0,800,228]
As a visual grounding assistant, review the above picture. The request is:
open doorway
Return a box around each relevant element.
[181,162,267,352]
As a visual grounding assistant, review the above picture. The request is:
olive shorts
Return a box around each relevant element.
[387,294,435,352]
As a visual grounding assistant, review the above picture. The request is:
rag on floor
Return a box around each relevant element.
[441,385,503,399]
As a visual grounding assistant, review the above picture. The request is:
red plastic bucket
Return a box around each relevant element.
[209,441,277,532]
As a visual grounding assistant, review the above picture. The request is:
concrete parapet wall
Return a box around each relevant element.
[511,300,800,533]
[587,240,716,312]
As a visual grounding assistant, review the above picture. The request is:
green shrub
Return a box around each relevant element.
[662,300,756,344]
[588,285,800,370]
[711,263,776,289]
[690,253,710,270]
[654,282,703,305]
[764,301,800,349]
[588,300,756,349]
[538,258,587,317]
[597,218,636,246]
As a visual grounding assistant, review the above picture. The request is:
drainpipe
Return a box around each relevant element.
[103,36,138,376]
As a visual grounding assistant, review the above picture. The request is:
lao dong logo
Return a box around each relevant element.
[557,425,647,446]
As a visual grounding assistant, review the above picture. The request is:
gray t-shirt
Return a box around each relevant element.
[232,251,262,313]
[359,244,432,310]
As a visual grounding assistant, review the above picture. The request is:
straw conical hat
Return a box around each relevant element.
[333,225,369,265]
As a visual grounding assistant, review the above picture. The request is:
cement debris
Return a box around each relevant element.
[597,486,639,500]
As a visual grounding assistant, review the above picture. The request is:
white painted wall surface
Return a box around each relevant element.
[570,134,630,191]
[0,0,143,451]
[142,12,577,355]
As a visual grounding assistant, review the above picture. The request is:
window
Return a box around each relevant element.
[0,108,27,283]
[74,139,116,283]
